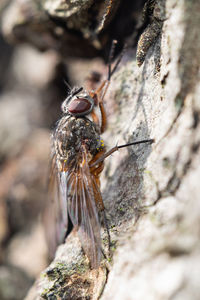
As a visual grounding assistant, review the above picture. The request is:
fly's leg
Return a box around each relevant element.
[89,149,106,208]
[89,149,106,173]
[90,41,125,133]
[89,87,107,132]
[91,110,100,127]
[89,150,111,255]
[90,163,104,186]
[90,80,109,133]
[90,139,155,168]
[89,139,154,262]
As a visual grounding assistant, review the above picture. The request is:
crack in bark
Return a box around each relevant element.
[154,139,200,205]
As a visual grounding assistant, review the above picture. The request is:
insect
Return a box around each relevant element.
[45,42,154,268]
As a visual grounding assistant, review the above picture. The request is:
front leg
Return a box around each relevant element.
[90,80,110,133]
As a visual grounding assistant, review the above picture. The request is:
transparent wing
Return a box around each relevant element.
[45,148,102,267]
[67,149,102,268]
[44,154,68,258]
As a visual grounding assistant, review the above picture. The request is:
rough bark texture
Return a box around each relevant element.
[101,1,200,299]
[0,0,200,299]
[0,0,145,58]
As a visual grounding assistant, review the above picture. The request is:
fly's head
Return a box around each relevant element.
[61,87,96,117]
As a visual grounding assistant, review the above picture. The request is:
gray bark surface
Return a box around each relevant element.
[101,1,200,299]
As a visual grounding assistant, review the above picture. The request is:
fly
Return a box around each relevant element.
[45,41,154,268]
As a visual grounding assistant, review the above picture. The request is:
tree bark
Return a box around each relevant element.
[1,0,200,299]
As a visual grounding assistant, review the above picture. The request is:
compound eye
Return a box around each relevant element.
[68,98,92,116]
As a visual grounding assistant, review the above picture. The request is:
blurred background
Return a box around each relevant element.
[0,0,146,299]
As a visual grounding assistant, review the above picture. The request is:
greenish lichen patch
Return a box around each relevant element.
[40,254,91,298]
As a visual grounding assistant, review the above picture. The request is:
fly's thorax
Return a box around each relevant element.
[53,115,105,164]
